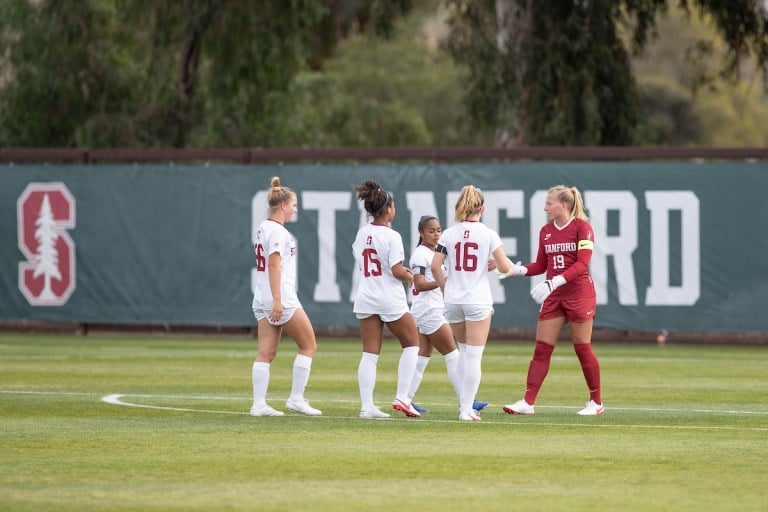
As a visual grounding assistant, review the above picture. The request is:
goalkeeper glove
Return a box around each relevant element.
[530,275,566,304]
[495,260,526,279]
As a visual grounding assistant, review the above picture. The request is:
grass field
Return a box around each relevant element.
[1,332,766,511]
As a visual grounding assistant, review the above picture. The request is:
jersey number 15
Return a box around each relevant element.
[362,248,382,277]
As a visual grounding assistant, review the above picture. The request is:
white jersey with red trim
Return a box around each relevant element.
[437,220,502,305]
[352,223,409,315]
[251,219,300,310]
[409,243,444,317]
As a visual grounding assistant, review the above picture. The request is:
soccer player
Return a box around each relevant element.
[407,214,489,415]
[498,185,604,416]
[352,180,421,419]
[431,185,515,421]
[249,176,322,417]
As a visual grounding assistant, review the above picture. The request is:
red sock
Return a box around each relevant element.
[523,341,554,405]
[574,343,601,404]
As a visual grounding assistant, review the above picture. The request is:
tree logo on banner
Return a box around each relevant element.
[17,183,76,306]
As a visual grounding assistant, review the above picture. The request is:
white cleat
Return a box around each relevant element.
[459,411,481,421]
[359,406,391,419]
[392,399,421,418]
[249,404,285,417]
[577,400,605,416]
[285,398,322,416]
[503,399,535,415]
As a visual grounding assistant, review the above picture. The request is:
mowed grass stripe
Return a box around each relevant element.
[1,333,767,512]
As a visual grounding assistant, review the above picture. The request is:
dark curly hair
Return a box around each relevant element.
[353,179,392,217]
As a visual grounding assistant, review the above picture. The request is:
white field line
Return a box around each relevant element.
[99,394,768,431]
[2,390,767,431]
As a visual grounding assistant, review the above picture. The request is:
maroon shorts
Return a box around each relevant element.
[538,295,596,323]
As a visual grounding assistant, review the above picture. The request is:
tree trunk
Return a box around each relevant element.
[495,0,531,145]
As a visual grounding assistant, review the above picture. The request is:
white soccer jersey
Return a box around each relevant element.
[352,223,409,315]
[409,244,445,317]
[437,220,502,305]
[251,219,301,310]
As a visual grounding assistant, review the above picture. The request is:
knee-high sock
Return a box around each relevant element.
[289,353,312,402]
[443,349,462,401]
[358,352,379,410]
[456,341,467,385]
[524,341,555,405]
[251,361,271,408]
[574,343,602,404]
[395,346,420,403]
[460,345,484,414]
[407,355,430,402]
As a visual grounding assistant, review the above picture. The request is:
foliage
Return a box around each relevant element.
[631,4,768,145]
[278,3,469,147]
[0,0,414,148]
[444,0,768,146]
[1,0,766,148]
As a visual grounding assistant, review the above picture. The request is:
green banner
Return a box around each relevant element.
[1,162,766,332]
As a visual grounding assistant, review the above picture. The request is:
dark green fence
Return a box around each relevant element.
[1,162,766,332]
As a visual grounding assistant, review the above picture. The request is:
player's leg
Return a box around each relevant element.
[504,314,565,415]
[407,332,433,412]
[460,312,492,418]
[281,309,321,415]
[570,317,603,415]
[429,323,462,402]
[250,318,284,416]
[386,313,421,417]
[357,315,385,415]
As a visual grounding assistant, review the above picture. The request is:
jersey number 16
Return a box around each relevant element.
[453,242,479,271]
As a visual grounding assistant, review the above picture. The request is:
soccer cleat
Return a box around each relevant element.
[392,399,422,418]
[503,399,535,415]
[472,400,490,412]
[359,406,391,419]
[459,411,481,421]
[412,403,429,414]
[285,398,322,416]
[577,400,605,416]
[249,404,285,417]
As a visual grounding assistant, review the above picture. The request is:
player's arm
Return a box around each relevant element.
[523,241,548,277]
[392,261,414,287]
[412,265,439,292]
[431,245,447,292]
[561,232,594,282]
[267,252,283,321]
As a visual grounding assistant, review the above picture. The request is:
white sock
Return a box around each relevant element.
[460,345,485,414]
[358,352,379,410]
[395,346,420,403]
[251,361,270,408]
[289,354,312,402]
[457,341,467,389]
[407,355,430,402]
[443,349,462,401]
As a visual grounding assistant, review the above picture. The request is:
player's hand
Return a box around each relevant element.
[269,302,284,323]
[495,261,522,280]
[530,275,566,303]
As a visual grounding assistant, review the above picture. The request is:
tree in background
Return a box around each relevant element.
[0,0,413,148]
[444,0,768,146]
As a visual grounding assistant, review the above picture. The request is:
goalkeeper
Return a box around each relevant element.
[497,185,604,416]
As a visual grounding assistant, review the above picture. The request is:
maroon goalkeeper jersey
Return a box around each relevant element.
[525,217,596,300]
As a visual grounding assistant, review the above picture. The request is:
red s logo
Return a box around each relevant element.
[17,183,76,305]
